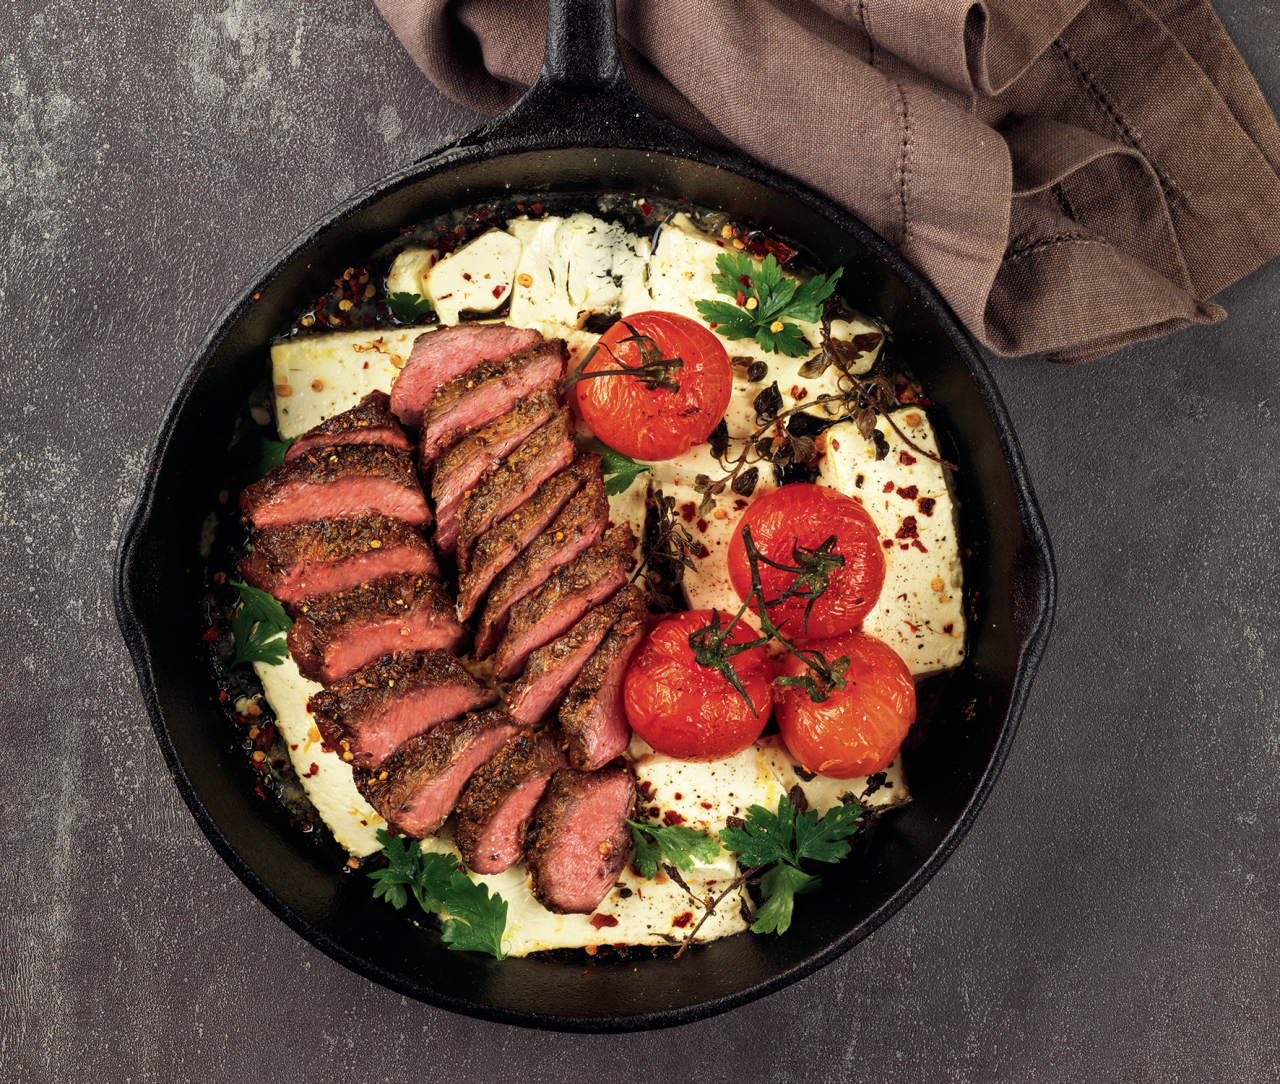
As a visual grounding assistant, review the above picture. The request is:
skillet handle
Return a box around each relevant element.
[465,0,699,152]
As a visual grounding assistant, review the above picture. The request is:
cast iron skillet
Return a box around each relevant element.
[114,0,1055,1031]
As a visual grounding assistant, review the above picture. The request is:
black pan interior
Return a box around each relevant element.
[116,144,1053,1031]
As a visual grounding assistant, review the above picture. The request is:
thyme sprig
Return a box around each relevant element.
[686,525,851,713]
[631,489,699,612]
[563,322,684,394]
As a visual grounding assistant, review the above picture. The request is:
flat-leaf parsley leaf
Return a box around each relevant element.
[626,820,722,880]
[594,437,653,497]
[228,581,292,668]
[387,291,434,323]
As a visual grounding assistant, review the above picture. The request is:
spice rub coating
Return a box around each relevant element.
[284,390,412,463]
[558,604,648,770]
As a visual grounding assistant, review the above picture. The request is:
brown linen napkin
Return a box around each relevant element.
[373,0,1280,363]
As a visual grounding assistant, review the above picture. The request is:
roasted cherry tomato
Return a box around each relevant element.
[573,311,732,461]
[775,630,915,777]
[727,483,885,639]
[623,609,774,761]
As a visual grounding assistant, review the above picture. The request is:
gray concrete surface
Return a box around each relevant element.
[1,1,1277,1080]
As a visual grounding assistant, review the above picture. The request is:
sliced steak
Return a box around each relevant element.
[454,729,568,875]
[492,523,634,680]
[286,573,465,685]
[456,453,601,623]
[430,388,559,553]
[284,390,412,463]
[455,409,574,570]
[240,444,431,530]
[390,323,543,428]
[354,708,524,837]
[559,606,648,771]
[419,340,568,465]
[239,514,439,610]
[526,763,637,915]
[472,472,609,657]
[503,585,646,727]
[310,649,499,771]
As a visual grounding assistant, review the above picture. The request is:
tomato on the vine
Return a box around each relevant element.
[775,630,915,778]
[727,483,885,639]
[623,609,774,761]
[573,311,732,461]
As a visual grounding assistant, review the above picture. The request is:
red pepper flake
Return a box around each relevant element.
[662,809,687,827]
[673,793,683,801]
[691,542,711,559]
[696,518,708,532]
[904,619,921,633]
[466,206,489,222]
[640,201,653,216]
[254,785,266,800]
[679,501,696,522]
[832,438,841,451]
[589,913,620,929]
[790,385,808,402]
[911,539,929,552]
[305,762,319,778]
[218,689,227,702]
[516,203,525,211]
[492,284,504,298]
[700,801,713,810]
[638,780,656,800]
[883,539,893,549]
[362,361,369,370]
[672,912,694,929]
[290,743,298,751]
[320,742,334,754]
[733,498,748,511]
[648,805,660,818]
[437,292,453,300]
[897,485,919,500]
[899,451,917,465]
[899,543,910,550]
[883,481,895,494]
[896,516,919,540]
[461,272,472,281]
[531,202,542,213]
[918,496,936,516]
[737,274,752,289]
[201,625,220,643]
[453,224,465,237]
[943,623,954,635]
[735,289,746,307]
[762,237,799,265]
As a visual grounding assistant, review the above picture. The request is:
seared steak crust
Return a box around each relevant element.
[454,729,568,874]
[240,444,431,530]
[559,606,648,770]
[390,323,544,428]
[310,649,499,771]
[455,409,574,570]
[472,472,609,658]
[430,388,559,553]
[419,340,568,464]
[456,453,600,624]
[526,763,637,915]
[504,585,647,727]
[493,523,634,680]
[354,708,523,837]
[239,514,439,610]
[284,390,412,463]
[286,573,464,684]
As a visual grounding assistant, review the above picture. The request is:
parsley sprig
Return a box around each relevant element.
[696,252,842,357]
[367,830,508,959]
[594,437,652,497]
[229,581,292,668]
[720,795,863,935]
[627,819,721,879]
[386,291,434,323]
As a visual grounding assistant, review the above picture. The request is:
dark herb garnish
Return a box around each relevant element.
[563,321,684,394]
[386,291,434,323]
[368,830,508,959]
[695,252,842,357]
[633,489,699,611]
[228,581,292,668]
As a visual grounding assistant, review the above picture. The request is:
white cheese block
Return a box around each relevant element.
[252,645,385,856]
[818,410,966,676]
[646,213,882,439]
[270,327,424,440]
[756,735,909,812]
[424,228,522,325]
[507,213,652,328]
[385,246,439,298]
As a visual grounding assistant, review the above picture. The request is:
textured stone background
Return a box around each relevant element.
[2,1,1278,1080]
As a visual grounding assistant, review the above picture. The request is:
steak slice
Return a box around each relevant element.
[390,323,543,428]
[456,453,600,624]
[284,390,412,463]
[354,708,524,837]
[454,729,568,875]
[286,573,464,685]
[472,472,609,658]
[310,649,499,772]
[455,409,574,570]
[492,523,634,680]
[419,340,568,465]
[430,388,559,554]
[503,585,646,727]
[239,514,439,611]
[559,606,648,771]
[526,763,637,914]
[240,444,431,530]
